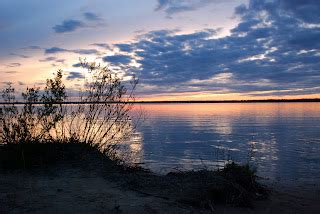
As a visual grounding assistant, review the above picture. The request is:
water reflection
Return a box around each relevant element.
[124,103,320,183]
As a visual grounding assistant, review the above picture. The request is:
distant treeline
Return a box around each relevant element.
[1,98,320,105]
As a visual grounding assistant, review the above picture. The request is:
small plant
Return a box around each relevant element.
[220,162,258,191]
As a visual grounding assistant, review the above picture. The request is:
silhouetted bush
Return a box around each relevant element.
[163,162,266,207]
[0,60,138,159]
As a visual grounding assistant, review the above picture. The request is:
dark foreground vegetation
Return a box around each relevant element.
[0,61,268,212]
[0,141,267,210]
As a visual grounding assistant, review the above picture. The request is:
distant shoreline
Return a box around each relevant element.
[1,98,320,105]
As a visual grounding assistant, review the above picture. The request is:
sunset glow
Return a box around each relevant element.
[1,0,319,101]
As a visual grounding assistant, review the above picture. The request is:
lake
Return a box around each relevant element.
[125,103,320,183]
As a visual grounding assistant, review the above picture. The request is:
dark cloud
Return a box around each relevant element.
[66,71,84,80]
[115,44,134,52]
[45,47,100,55]
[39,57,65,64]
[39,57,58,62]
[53,19,84,33]
[72,63,82,68]
[2,71,18,74]
[235,0,320,24]
[55,59,65,63]
[53,12,105,34]
[106,0,320,96]
[0,82,12,86]
[6,62,21,68]
[83,12,101,21]
[73,49,99,55]
[9,53,30,58]
[72,62,86,68]
[21,46,42,50]
[102,55,132,65]
[72,62,92,70]
[275,0,320,24]
[155,0,221,16]
[90,43,111,50]
[45,47,67,54]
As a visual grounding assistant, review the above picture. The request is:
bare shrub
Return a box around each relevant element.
[0,60,138,157]
[59,60,138,156]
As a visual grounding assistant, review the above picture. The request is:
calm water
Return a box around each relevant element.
[125,103,320,183]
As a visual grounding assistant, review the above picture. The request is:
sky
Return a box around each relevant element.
[0,0,320,101]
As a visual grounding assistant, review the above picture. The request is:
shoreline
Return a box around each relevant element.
[1,143,319,213]
[1,164,319,213]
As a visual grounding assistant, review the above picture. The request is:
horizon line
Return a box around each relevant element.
[1,98,320,105]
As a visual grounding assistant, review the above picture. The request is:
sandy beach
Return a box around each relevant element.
[1,162,319,214]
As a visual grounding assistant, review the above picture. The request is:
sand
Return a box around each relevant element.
[0,167,191,214]
[1,165,319,214]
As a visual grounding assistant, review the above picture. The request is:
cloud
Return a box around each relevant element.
[102,55,132,65]
[155,0,221,16]
[9,53,30,58]
[72,63,83,68]
[53,12,105,34]
[0,82,13,86]
[45,47,100,55]
[115,44,134,52]
[90,43,111,50]
[73,49,100,55]
[21,46,42,50]
[39,57,65,64]
[72,63,89,68]
[1,71,18,74]
[66,71,84,80]
[6,63,21,68]
[72,62,92,69]
[45,47,67,54]
[275,0,320,24]
[105,0,320,97]
[53,19,84,33]
[83,12,101,21]
[39,57,58,62]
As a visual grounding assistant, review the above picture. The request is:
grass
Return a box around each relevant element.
[0,141,268,209]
